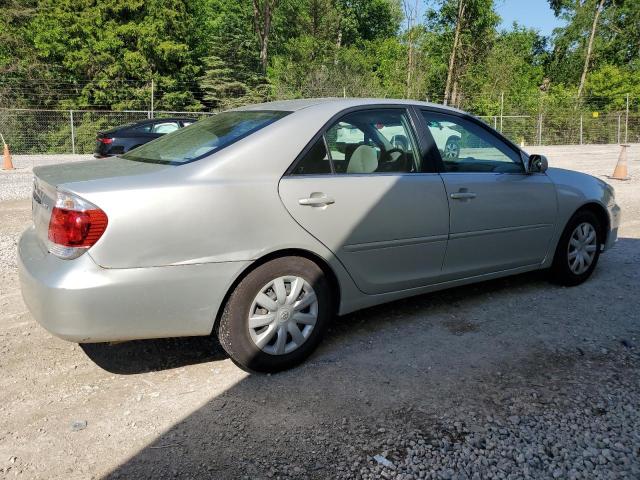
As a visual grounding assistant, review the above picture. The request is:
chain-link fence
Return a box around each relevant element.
[474,112,639,147]
[1,106,639,155]
[0,109,215,155]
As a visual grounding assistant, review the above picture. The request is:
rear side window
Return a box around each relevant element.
[152,122,180,134]
[122,111,290,165]
[291,137,332,175]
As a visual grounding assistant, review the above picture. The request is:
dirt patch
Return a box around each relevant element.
[442,318,479,335]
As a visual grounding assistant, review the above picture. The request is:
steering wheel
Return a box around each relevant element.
[378,147,408,172]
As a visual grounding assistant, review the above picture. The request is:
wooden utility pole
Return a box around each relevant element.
[577,0,605,98]
[444,0,465,105]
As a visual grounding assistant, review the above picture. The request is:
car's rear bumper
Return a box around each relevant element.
[18,227,250,343]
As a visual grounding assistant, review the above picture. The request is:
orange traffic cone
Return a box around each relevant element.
[609,144,630,181]
[2,142,14,170]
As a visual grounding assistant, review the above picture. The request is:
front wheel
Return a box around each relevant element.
[217,257,332,373]
[550,210,602,286]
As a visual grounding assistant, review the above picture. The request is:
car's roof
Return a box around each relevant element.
[235,97,465,115]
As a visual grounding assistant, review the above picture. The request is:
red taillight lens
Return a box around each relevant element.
[98,137,114,144]
[48,207,108,247]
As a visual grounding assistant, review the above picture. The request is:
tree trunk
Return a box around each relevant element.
[444,0,465,105]
[451,78,458,108]
[253,0,277,75]
[403,0,419,99]
[577,0,605,98]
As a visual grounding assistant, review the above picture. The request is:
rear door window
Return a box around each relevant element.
[324,109,419,174]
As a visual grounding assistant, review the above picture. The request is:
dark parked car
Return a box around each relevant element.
[94,117,197,158]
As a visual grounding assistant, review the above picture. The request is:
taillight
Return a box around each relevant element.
[47,191,108,259]
[98,137,113,144]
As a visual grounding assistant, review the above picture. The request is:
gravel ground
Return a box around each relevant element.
[0,145,639,479]
[0,155,91,202]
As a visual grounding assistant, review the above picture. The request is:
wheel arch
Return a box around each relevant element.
[211,248,341,336]
[575,201,610,245]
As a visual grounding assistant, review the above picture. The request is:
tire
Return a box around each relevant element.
[217,256,332,373]
[444,137,460,160]
[550,210,602,286]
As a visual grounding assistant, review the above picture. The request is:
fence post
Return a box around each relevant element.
[537,114,542,146]
[493,116,497,130]
[580,114,583,145]
[499,91,504,133]
[617,114,622,144]
[149,79,155,119]
[625,94,629,144]
[69,110,76,155]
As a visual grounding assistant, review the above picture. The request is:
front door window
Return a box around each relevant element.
[421,112,523,174]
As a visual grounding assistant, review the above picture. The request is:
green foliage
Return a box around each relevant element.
[0,0,637,117]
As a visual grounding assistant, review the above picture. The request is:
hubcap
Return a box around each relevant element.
[567,222,597,275]
[444,141,459,159]
[247,276,318,355]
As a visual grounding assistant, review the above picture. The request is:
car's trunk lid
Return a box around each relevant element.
[31,157,170,248]
[33,157,168,186]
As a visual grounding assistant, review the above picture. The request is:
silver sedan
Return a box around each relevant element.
[18,99,621,372]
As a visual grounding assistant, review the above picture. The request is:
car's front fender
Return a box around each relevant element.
[542,167,620,265]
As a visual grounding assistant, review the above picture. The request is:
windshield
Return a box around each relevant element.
[121,110,290,165]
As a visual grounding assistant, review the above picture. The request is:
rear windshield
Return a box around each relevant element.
[121,110,289,165]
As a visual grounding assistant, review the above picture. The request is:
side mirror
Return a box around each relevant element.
[526,154,548,174]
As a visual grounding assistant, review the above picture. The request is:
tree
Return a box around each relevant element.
[547,0,616,98]
[253,0,279,74]
[194,0,268,108]
[403,0,420,98]
[428,0,499,106]
[198,56,250,108]
[578,0,606,98]
[443,0,465,105]
[463,25,546,115]
[27,0,202,110]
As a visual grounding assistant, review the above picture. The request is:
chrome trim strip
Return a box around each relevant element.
[344,234,448,252]
[450,223,552,240]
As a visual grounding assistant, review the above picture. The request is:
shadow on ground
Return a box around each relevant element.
[82,268,547,375]
[80,335,227,374]
[95,239,638,479]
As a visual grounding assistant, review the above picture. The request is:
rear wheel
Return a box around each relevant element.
[444,137,460,160]
[550,210,602,286]
[217,257,332,373]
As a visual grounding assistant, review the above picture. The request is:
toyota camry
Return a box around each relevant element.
[18,99,621,372]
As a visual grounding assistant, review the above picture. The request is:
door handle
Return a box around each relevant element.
[450,192,477,200]
[298,195,335,207]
